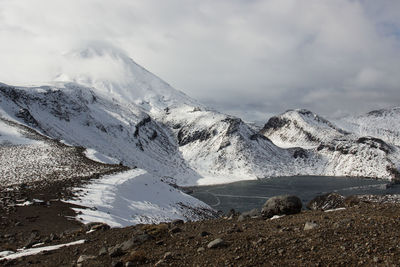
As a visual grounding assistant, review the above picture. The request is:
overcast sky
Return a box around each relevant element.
[1,0,400,122]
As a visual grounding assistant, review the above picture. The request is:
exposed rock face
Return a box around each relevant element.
[261,195,302,218]
[307,193,345,211]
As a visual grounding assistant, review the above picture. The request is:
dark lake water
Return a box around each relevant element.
[187,176,400,213]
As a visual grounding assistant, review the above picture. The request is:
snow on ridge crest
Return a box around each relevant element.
[261,109,348,149]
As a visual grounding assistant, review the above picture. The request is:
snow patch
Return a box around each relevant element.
[324,208,346,212]
[0,240,85,261]
[84,148,120,165]
[67,169,214,227]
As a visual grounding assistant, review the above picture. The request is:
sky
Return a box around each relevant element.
[1,0,400,122]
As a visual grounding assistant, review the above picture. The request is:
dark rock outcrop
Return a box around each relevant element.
[261,195,302,218]
[307,193,345,211]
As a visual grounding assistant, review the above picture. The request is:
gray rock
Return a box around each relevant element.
[77,255,96,264]
[304,221,318,231]
[98,246,108,256]
[307,193,345,211]
[262,195,302,218]
[207,238,226,249]
[163,252,173,260]
[90,222,111,231]
[120,239,135,251]
[197,247,205,253]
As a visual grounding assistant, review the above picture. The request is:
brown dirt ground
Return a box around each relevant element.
[2,189,400,267]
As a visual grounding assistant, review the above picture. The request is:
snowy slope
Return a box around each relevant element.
[0,115,216,224]
[68,169,216,227]
[337,107,400,147]
[261,109,400,180]
[0,117,119,187]
[157,105,323,184]
[260,109,349,149]
[0,83,199,184]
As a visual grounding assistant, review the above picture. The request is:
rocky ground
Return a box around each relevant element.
[2,184,400,266]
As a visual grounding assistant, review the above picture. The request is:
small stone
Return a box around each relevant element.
[163,252,173,260]
[77,255,96,264]
[120,239,135,251]
[207,238,226,249]
[98,247,107,256]
[304,221,318,231]
[197,247,205,253]
[91,223,111,231]
[15,222,21,227]
[154,259,164,266]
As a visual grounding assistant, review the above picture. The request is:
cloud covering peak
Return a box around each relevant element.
[1,0,400,121]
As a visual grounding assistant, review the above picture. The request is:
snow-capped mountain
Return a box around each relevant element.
[0,46,316,185]
[1,45,400,186]
[260,109,349,149]
[157,105,321,184]
[337,107,400,147]
[261,109,400,180]
[55,45,199,113]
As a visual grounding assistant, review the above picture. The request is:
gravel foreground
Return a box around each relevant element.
[2,184,400,267]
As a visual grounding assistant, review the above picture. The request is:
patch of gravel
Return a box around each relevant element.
[2,201,400,266]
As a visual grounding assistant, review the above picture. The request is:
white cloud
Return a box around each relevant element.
[0,0,399,121]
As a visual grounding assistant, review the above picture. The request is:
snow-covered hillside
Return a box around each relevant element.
[261,109,400,180]
[0,83,199,184]
[0,117,118,187]
[0,116,215,224]
[260,109,349,149]
[157,105,321,184]
[337,107,400,147]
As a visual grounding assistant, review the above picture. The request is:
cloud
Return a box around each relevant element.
[0,0,400,121]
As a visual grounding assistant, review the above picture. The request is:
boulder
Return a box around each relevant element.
[307,193,345,211]
[261,195,302,218]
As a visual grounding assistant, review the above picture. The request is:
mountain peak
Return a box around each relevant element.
[54,43,197,113]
